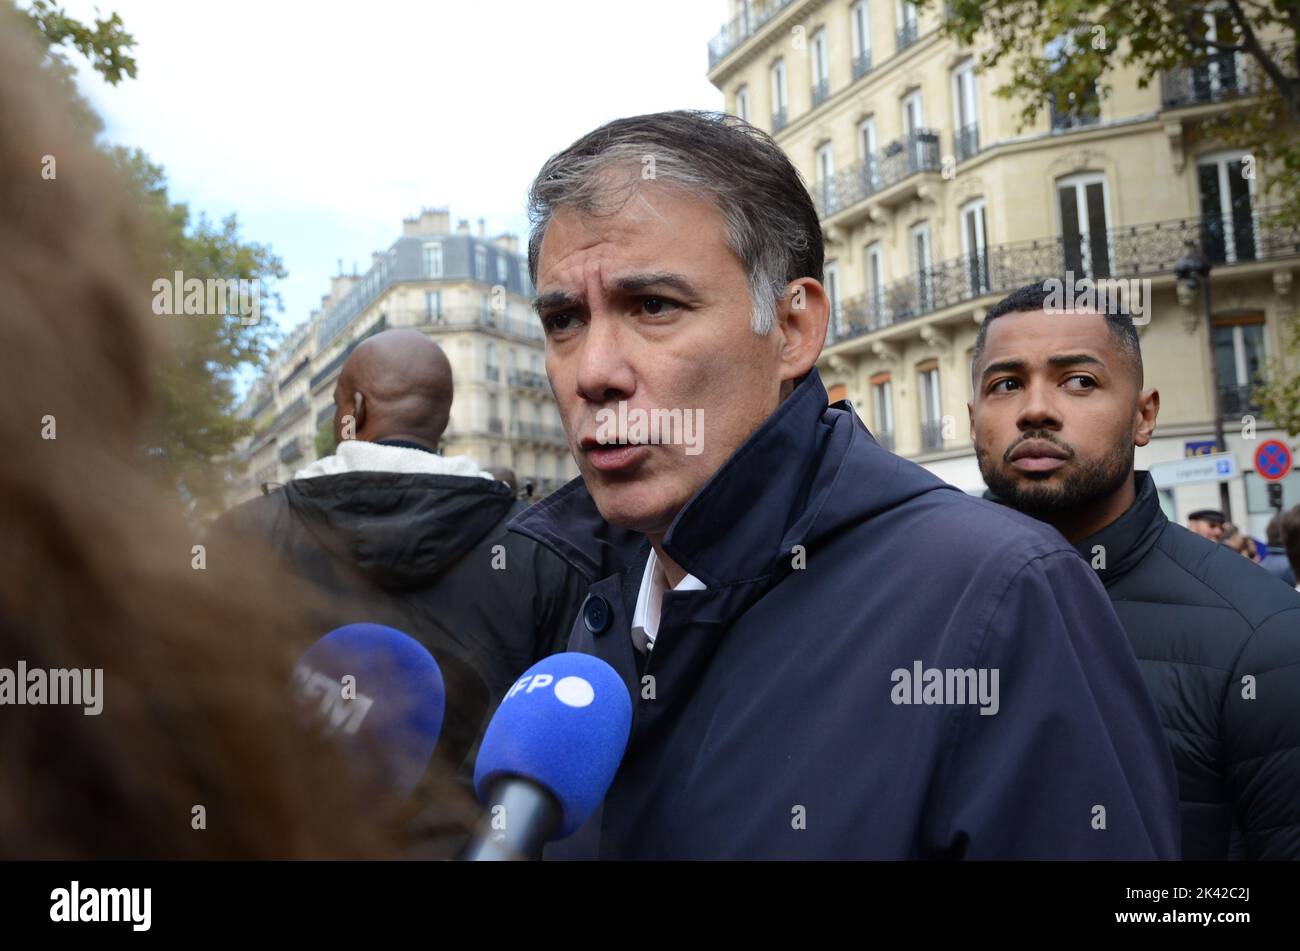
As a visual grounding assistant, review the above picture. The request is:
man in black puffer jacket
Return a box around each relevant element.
[211,330,587,822]
[970,279,1300,860]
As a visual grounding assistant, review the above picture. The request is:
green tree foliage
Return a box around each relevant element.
[14,0,287,510]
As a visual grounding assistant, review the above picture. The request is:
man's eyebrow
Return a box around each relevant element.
[980,353,1105,381]
[532,272,700,315]
[613,272,700,298]
[532,289,579,315]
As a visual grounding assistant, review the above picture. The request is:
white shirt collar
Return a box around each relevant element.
[630,546,705,653]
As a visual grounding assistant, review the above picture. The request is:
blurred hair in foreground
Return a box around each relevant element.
[0,10,472,858]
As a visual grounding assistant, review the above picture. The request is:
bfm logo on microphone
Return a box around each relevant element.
[291,664,374,735]
[504,672,595,708]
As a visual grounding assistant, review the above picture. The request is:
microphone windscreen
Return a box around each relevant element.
[293,622,445,800]
[474,652,632,838]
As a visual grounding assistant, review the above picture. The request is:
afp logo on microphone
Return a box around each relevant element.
[503,671,596,708]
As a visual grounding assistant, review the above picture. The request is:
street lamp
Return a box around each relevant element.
[1174,240,1233,520]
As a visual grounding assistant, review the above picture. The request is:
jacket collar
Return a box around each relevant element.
[509,369,838,587]
[1072,470,1166,584]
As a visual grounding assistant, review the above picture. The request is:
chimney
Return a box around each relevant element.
[477,217,486,238]
[457,219,470,235]
[491,233,519,254]
[404,207,449,236]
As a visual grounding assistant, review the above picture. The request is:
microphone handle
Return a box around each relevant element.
[461,777,563,861]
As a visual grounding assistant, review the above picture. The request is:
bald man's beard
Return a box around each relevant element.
[976,430,1134,519]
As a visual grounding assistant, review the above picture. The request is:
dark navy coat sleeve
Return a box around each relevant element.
[926,550,1181,859]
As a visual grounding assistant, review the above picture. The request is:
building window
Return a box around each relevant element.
[917,361,943,450]
[952,58,980,161]
[864,242,885,328]
[910,221,933,313]
[1213,312,1267,418]
[816,142,835,215]
[486,342,498,381]
[851,1,872,79]
[495,254,507,283]
[871,372,894,450]
[1045,33,1100,129]
[811,28,830,106]
[1198,151,1258,264]
[857,116,880,191]
[825,260,843,338]
[771,58,788,129]
[474,246,487,281]
[425,289,442,322]
[895,0,919,51]
[735,84,750,123]
[960,199,989,295]
[423,242,443,278]
[1056,173,1111,279]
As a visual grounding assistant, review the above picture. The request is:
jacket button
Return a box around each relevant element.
[582,595,610,634]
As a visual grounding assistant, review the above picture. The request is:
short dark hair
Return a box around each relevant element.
[1281,504,1300,578]
[526,110,824,335]
[972,278,1144,387]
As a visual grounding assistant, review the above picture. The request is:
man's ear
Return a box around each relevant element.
[1135,387,1159,446]
[352,390,366,438]
[777,277,830,387]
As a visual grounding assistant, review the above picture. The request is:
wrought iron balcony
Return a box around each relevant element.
[813,129,940,218]
[811,78,830,108]
[485,365,499,382]
[1158,42,1299,109]
[278,435,304,465]
[896,21,919,53]
[1219,383,1266,419]
[825,207,1300,346]
[707,0,797,69]
[920,419,944,451]
[508,368,550,391]
[852,51,873,81]
[953,122,980,162]
[772,107,788,132]
[1049,88,1101,130]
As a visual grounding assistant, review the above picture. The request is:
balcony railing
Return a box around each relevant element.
[826,206,1300,346]
[488,417,503,434]
[772,106,788,132]
[511,420,568,445]
[485,365,500,382]
[920,419,944,452]
[811,78,830,107]
[508,368,550,391]
[953,122,980,162]
[707,0,798,69]
[813,129,941,218]
[1219,383,1266,419]
[852,51,873,81]
[1049,88,1101,130]
[1159,41,1297,109]
[278,435,304,465]
[268,395,308,434]
[896,21,919,53]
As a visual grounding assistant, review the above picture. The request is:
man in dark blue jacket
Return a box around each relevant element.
[969,278,1300,859]
[512,111,1179,859]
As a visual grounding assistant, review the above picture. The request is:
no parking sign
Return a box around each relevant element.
[1254,440,1293,482]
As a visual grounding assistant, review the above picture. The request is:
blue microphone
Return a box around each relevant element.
[465,652,632,860]
[292,623,445,801]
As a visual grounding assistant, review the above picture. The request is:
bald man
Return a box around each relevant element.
[211,329,587,852]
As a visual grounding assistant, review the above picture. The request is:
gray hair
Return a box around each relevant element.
[526,111,825,335]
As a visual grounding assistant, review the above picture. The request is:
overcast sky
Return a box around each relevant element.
[63,0,727,344]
